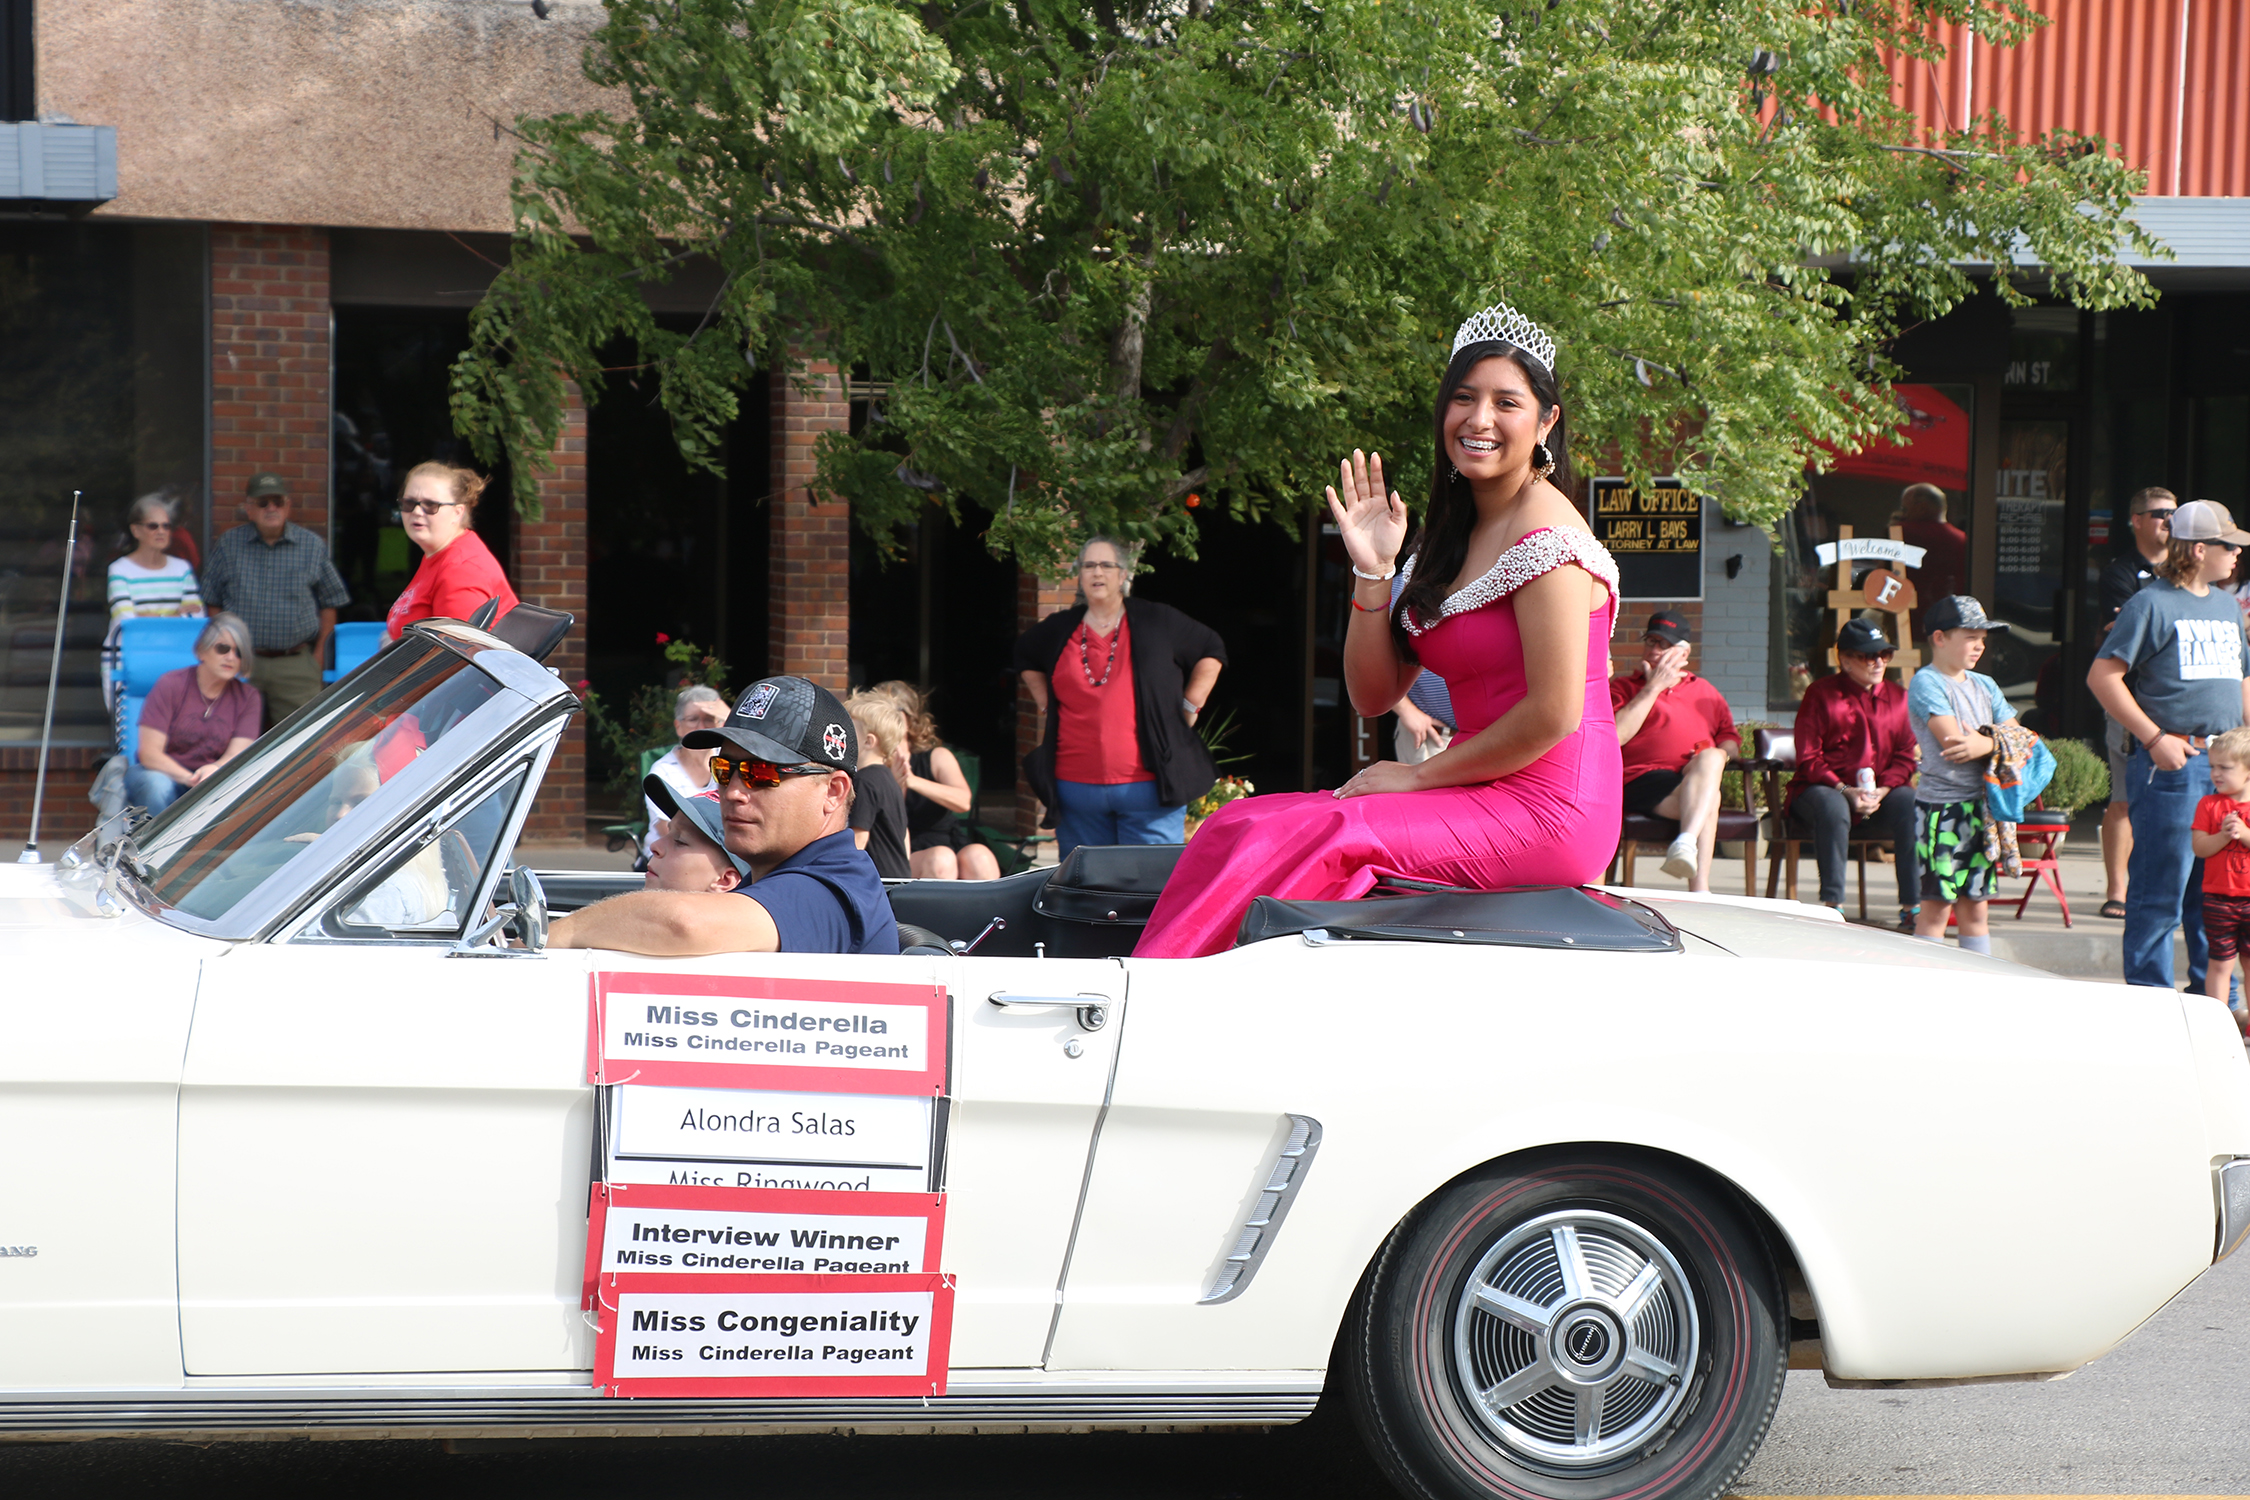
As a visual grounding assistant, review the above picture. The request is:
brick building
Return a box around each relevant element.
[1,0,2244,848]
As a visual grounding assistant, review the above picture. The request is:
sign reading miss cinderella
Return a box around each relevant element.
[590,972,946,1096]
[1591,478,1702,601]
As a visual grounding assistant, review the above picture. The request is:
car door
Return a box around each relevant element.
[923,951,1127,1370]
[175,761,599,1378]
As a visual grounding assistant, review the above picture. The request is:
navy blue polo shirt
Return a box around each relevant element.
[737,829,900,954]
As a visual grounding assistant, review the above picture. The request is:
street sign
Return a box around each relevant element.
[1590,479,1702,601]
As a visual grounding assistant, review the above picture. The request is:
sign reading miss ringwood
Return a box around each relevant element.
[585,1183,945,1299]
[590,972,946,1096]
[595,1274,954,1397]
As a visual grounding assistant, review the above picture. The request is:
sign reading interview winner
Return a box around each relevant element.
[590,972,946,1096]
[585,1183,945,1297]
[595,1273,954,1397]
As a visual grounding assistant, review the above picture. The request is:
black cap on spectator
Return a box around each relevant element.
[1644,611,1691,646]
[1837,618,1895,656]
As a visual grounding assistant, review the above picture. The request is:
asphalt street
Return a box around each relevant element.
[5,1253,2248,1499]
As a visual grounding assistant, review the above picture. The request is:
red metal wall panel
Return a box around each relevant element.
[1888,0,2246,199]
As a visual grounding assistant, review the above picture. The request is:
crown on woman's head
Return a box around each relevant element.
[1451,303,1556,374]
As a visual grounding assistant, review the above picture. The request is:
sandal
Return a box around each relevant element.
[2100,900,2127,919]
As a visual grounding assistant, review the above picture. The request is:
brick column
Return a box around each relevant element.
[1013,568,1076,835]
[211,226,330,533]
[768,362,850,689]
[513,387,590,845]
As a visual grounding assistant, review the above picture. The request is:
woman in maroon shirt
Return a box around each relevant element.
[125,611,263,816]
[1785,617,1921,925]
[1013,537,1227,857]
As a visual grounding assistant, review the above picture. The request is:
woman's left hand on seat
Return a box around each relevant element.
[1334,760,1423,800]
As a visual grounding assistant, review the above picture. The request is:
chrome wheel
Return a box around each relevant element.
[1450,1208,1700,1469]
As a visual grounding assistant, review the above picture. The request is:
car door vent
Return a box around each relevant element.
[1201,1114,1322,1305]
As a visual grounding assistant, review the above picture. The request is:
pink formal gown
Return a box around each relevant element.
[1135,527,1623,958]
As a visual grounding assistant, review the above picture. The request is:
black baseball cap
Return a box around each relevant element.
[643,777,752,880]
[684,675,858,773]
[1923,595,2009,635]
[1837,618,1895,656]
[245,472,288,500]
[1644,611,1691,646]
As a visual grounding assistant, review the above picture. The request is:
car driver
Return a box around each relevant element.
[549,676,900,955]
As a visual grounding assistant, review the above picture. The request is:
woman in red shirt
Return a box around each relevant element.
[384,463,521,639]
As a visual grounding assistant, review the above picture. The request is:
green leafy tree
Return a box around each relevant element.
[454,0,2162,571]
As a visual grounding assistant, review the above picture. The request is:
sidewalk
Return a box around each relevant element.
[1610,812,2180,983]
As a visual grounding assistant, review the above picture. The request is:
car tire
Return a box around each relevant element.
[1338,1149,1786,1500]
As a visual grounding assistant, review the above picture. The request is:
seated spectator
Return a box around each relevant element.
[642,779,749,894]
[1784,617,1921,929]
[102,492,204,715]
[845,691,913,879]
[1610,611,1739,890]
[641,685,730,863]
[874,680,1004,880]
[127,612,262,817]
[549,676,899,955]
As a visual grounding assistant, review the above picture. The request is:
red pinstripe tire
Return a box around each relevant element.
[1338,1151,1786,1500]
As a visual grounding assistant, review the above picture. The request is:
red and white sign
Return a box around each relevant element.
[595,1274,955,1397]
[585,1183,945,1303]
[589,972,947,1096]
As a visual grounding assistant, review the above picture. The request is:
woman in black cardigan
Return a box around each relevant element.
[1013,537,1227,856]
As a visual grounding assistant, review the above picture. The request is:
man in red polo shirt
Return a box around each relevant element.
[1612,612,1739,890]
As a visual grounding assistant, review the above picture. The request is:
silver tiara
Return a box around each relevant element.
[1451,302,1556,374]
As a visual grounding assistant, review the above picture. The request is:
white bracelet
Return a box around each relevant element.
[1182,698,1201,716]
[1351,563,1396,582]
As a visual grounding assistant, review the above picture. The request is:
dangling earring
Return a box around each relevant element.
[1448,462,1462,481]
[1529,442,1556,484]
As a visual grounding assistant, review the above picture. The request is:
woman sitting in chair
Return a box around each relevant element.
[128,613,261,816]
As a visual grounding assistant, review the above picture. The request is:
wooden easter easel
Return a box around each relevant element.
[1827,525,1920,681]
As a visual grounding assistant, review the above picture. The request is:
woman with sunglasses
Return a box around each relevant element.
[125,611,261,816]
[101,493,205,714]
[384,462,520,640]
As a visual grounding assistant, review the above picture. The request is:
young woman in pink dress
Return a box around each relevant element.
[1136,305,1622,958]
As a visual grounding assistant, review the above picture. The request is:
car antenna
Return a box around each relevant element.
[17,490,81,865]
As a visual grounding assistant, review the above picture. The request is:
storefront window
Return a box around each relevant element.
[1771,383,1974,705]
[0,223,206,748]
[1993,419,2069,727]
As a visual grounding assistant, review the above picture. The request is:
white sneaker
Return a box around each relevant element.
[1661,835,1697,881]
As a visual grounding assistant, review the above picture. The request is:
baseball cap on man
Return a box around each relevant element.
[1644,611,1691,646]
[2170,499,2250,546]
[1923,595,2009,635]
[245,473,288,500]
[643,777,752,879]
[685,675,858,773]
[1836,618,1895,656]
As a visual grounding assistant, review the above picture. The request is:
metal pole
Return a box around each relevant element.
[18,491,81,864]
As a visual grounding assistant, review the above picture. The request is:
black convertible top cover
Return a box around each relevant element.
[1235,885,1682,953]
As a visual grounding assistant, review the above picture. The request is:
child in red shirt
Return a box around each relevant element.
[2188,727,2250,1027]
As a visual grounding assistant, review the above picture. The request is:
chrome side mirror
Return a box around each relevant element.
[509,865,549,951]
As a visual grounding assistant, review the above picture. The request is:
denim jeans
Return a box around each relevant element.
[1794,783,1919,909]
[1054,778,1184,858]
[2123,743,2210,991]
[124,766,186,816]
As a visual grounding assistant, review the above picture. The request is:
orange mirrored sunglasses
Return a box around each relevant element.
[708,755,830,789]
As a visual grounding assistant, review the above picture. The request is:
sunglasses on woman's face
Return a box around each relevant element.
[209,642,241,657]
[136,521,172,531]
[400,498,461,516]
[709,756,829,789]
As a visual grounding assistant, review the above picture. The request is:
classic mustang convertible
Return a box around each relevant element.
[7,619,2250,1500]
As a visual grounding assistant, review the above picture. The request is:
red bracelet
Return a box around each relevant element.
[1351,597,1387,613]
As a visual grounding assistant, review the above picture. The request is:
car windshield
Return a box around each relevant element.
[131,639,506,922]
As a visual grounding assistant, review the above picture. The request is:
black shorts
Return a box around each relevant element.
[1623,770,1685,817]
[2207,892,2250,962]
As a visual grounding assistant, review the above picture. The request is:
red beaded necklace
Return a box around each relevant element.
[1077,617,1123,688]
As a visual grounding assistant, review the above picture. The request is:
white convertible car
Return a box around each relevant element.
[7,619,2250,1500]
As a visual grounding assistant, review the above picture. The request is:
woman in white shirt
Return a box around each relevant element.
[102,493,204,714]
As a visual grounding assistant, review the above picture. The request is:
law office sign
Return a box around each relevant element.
[1590,478,1703,601]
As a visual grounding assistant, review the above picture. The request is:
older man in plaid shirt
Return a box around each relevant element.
[201,473,350,728]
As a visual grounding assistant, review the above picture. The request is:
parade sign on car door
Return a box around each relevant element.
[602,1083,942,1193]
[595,1273,955,1397]
[588,972,947,1096]
[586,1183,945,1297]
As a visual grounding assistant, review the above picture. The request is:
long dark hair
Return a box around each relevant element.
[1392,341,1570,658]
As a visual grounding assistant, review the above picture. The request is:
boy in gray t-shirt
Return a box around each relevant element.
[2088,499,2250,992]
[1907,596,2016,955]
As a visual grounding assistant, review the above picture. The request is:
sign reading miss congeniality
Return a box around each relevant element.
[585,1183,945,1296]
[595,1273,955,1397]
[590,972,946,1096]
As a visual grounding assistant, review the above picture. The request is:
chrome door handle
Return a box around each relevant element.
[987,992,1111,1031]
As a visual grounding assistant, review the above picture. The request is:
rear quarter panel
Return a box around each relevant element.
[1048,936,2214,1382]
